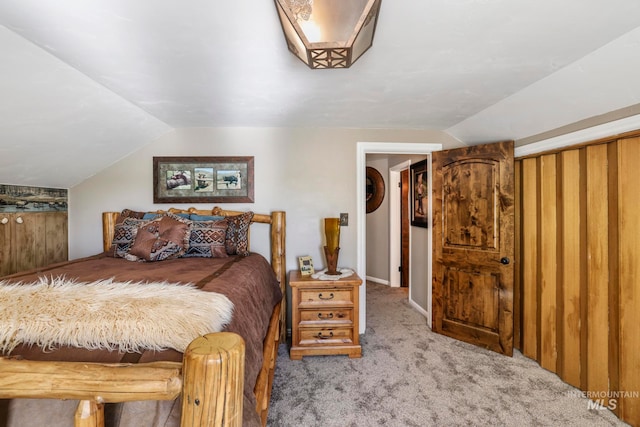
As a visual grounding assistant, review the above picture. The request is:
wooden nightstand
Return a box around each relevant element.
[289,269,362,360]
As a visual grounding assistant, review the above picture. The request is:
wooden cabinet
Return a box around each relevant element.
[289,270,362,359]
[0,212,68,277]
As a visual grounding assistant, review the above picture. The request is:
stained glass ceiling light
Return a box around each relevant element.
[274,0,381,69]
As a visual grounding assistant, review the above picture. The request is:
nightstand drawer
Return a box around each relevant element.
[299,308,353,324]
[298,288,353,306]
[298,327,355,346]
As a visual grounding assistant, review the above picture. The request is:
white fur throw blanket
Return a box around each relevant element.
[0,276,234,354]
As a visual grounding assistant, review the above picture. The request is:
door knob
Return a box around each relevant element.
[500,257,510,265]
[15,216,24,224]
[1,218,7,225]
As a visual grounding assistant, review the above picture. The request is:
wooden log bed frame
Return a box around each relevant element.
[0,207,287,427]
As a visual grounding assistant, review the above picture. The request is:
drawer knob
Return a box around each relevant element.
[0,218,8,225]
[318,292,334,300]
[316,331,334,340]
[318,312,334,319]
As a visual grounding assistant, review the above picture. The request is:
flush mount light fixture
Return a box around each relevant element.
[274,0,381,69]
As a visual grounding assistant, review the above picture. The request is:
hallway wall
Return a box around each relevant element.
[365,157,390,283]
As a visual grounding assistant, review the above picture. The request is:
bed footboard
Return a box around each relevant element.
[254,303,281,425]
[0,332,246,427]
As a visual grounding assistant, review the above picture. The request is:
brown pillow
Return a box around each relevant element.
[116,208,146,223]
[225,211,253,256]
[128,215,191,261]
[104,209,147,256]
[183,219,229,258]
[162,212,193,251]
[108,217,148,258]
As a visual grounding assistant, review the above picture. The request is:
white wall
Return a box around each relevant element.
[70,127,458,262]
[365,156,390,283]
[408,156,430,315]
[69,126,459,329]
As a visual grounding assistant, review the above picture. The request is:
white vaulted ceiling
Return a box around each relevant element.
[1,0,640,187]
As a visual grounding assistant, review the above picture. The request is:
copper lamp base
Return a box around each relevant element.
[323,246,341,275]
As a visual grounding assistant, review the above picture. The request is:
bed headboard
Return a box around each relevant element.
[102,206,287,341]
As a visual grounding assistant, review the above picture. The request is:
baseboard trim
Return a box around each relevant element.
[408,298,430,325]
[365,276,389,286]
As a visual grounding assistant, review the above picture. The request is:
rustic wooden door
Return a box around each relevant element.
[0,212,68,276]
[44,212,69,265]
[14,213,45,273]
[432,141,515,356]
[0,213,15,276]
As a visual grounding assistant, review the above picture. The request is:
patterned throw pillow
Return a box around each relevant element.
[105,209,147,257]
[117,209,146,223]
[142,212,190,220]
[108,217,148,258]
[183,219,229,258]
[225,211,254,256]
[128,215,191,262]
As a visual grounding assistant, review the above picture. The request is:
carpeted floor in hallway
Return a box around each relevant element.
[267,281,627,427]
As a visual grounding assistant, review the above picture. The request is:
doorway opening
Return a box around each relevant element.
[389,160,411,288]
[357,142,442,334]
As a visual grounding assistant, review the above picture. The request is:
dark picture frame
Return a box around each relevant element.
[153,156,254,203]
[410,159,428,228]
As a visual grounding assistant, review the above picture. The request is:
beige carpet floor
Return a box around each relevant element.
[267,281,627,427]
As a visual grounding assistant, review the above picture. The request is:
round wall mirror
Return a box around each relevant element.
[366,166,385,213]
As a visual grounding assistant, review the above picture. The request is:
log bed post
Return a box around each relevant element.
[180,332,245,427]
[74,400,104,427]
[269,211,287,343]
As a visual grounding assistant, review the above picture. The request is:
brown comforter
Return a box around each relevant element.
[0,252,282,427]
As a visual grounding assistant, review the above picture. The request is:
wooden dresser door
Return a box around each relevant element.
[0,213,15,276]
[0,212,68,276]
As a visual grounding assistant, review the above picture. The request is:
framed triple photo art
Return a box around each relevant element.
[410,159,428,228]
[153,156,254,203]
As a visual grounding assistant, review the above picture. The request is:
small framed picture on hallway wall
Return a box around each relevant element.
[411,159,428,228]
